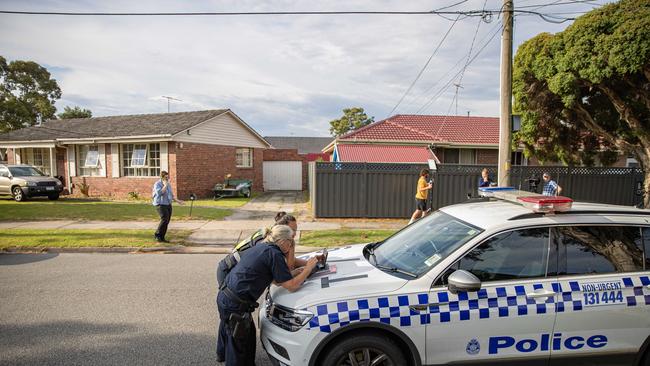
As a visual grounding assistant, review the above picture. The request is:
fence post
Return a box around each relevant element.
[363,163,368,218]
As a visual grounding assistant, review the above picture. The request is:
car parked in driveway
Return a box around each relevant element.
[0,164,63,201]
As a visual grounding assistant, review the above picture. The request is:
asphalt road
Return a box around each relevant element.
[0,253,273,366]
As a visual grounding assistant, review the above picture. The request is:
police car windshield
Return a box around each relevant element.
[373,211,481,277]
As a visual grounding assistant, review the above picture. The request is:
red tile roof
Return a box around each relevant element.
[341,115,499,145]
[336,144,436,163]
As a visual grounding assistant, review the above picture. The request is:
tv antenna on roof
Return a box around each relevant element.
[161,96,182,113]
[452,83,463,116]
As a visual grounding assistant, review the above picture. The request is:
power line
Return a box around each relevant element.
[387,14,461,117]
[402,21,501,113]
[516,0,602,9]
[416,23,503,114]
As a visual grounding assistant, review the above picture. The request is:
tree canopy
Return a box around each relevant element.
[513,0,650,206]
[58,106,92,119]
[0,56,61,133]
[329,107,374,137]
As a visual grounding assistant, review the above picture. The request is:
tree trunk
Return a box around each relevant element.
[644,169,650,209]
[639,151,650,209]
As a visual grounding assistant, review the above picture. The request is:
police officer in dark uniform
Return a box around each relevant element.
[216,225,318,365]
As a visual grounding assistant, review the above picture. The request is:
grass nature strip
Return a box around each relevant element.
[0,199,231,221]
[299,229,397,248]
[0,229,191,249]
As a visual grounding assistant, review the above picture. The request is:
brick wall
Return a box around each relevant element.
[174,142,263,199]
[477,149,498,165]
[263,148,308,190]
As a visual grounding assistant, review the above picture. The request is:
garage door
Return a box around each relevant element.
[263,161,302,191]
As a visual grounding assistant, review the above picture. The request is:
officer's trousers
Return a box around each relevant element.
[217,291,257,366]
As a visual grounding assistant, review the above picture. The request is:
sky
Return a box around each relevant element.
[0,0,611,137]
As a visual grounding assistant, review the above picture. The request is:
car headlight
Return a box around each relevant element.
[25,181,37,187]
[56,180,62,186]
[266,294,313,332]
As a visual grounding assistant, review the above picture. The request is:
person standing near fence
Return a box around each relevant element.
[409,169,433,225]
[542,172,562,196]
[479,168,493,187]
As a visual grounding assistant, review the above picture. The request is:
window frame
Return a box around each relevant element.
[554,225,648,276]
[236,147,253,168]
[21,148,51,175]
[121,143,161,177]
[77,144,101,177]
[443,148,460,164]
[433,225,554,287]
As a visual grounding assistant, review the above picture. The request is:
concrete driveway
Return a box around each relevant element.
[224,191,305,221]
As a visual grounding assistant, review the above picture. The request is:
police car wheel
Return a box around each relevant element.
[321,333,405,366]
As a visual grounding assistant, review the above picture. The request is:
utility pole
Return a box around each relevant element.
[161,96,182,113]
[497,0,514,186]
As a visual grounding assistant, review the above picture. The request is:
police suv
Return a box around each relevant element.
[260,189,650,366]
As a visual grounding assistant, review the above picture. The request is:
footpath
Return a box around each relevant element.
[0,218,405,254]
[0,192,407,254]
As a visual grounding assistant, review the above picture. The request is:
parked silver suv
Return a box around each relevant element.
[0,164,63,201]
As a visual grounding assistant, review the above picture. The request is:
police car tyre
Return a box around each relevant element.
[320,333,406,366]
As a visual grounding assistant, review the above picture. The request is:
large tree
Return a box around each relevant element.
[0,56,61,133]
[58,106,92,119]
[329,107,374,137]
[513,0,650,207]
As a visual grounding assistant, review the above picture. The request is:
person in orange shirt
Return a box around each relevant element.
[408,168,433,225]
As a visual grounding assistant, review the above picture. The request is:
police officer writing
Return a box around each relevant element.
[216,225,318,366]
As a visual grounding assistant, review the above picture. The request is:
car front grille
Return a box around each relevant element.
[37,181,57,187]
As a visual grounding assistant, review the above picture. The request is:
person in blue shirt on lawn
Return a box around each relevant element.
[152,170,184,243]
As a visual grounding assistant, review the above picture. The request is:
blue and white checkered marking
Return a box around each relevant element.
[306,275,649,333]
[622,275,650,307]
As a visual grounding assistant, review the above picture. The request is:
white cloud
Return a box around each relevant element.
[0,0,612,136]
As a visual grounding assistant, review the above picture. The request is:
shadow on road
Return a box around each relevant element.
[0,320,271,365]
[0,253,59,266]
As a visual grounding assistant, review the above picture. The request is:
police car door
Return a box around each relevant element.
[426,227,557,365]
[550,225,650,366]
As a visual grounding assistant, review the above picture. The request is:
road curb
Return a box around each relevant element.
[1,245,320,255]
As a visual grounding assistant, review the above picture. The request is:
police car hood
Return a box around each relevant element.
[269,244,408,309]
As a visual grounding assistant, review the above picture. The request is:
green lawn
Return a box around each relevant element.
[0,199,231,221]
[0,229,191,249]
[299,229,397,248]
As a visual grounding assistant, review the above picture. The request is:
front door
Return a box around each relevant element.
[550,225,650,366]
[425,227,557,365]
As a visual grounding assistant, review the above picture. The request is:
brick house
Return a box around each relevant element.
[323,114,510,165]
[0,109,271,199]
[324,114,637,167]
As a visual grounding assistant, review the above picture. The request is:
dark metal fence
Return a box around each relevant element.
[311,162,644,218]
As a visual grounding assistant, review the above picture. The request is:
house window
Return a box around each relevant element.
[121,143,160,177]
[443,148,459,164]
[511,151,526,166]
[77,145,101,176]
[236,148,253,168]
[21,148,50,175]
[459,149,476,164]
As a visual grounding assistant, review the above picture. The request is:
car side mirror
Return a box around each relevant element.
[448,270,481,294]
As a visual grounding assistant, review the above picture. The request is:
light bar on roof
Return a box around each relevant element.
[517,196,573,213]
[478,186,573,213]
